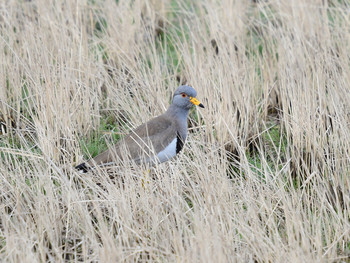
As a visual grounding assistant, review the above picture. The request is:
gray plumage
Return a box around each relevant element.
[76,85,204,172]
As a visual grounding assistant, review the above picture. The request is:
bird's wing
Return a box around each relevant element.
[123,115,178,162]
[89,115,177,165]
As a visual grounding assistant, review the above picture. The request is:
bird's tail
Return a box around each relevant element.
[75,162,90,173]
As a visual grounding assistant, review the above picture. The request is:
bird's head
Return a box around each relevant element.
[172,85,205,110]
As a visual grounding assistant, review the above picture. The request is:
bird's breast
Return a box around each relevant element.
[156,132,185,163]
[175,132,184,154]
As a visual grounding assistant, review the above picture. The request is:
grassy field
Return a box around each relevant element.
[0,0,349,262]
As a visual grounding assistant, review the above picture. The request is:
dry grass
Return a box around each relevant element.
[0,0,349,262]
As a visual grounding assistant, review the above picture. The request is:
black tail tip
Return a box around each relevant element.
[75,163,89,173]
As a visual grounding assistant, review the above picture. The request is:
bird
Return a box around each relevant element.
[75,85,204,172]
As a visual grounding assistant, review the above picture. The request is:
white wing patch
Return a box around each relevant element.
[156,138,177,163]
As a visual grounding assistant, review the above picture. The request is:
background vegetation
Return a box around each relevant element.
[0,0,349,262]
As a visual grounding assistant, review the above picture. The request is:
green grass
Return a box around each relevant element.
[80,116,122,159]
[245,122,288,180]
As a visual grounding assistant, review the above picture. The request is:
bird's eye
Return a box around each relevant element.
[181,93,187,98]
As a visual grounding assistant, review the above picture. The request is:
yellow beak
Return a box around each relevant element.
[189,97,205,108]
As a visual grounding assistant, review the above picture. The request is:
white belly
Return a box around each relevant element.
[156,138,177,163]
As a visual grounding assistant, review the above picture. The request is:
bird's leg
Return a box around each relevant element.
[141,169,151,189]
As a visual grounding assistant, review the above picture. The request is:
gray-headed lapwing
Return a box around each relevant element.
[75,85,204,172]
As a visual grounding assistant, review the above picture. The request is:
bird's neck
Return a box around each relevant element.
[165,104,189,139]
[166,104,190,121]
